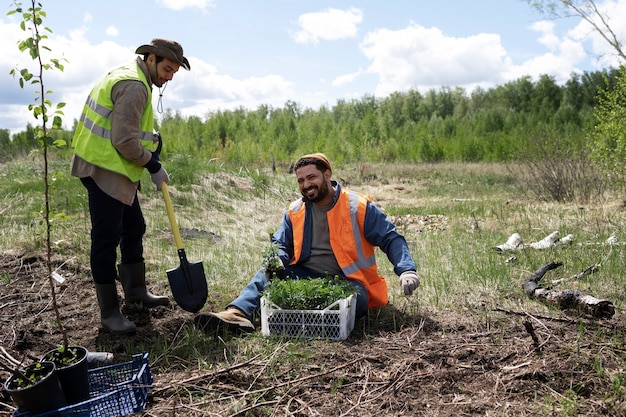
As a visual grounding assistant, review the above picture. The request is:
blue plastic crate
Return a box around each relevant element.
[12,352,152,417]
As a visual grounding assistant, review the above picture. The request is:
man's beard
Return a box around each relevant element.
[150,63,163,87]
[302,180,330,203]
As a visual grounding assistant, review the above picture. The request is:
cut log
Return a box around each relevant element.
[494,231,573,252]
[523,261,615,319]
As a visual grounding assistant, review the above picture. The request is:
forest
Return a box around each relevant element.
[0,68,620,168]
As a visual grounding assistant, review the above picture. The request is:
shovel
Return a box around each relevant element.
[161,182,208,313]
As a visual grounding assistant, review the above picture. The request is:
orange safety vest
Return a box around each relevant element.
[288,189,389,309]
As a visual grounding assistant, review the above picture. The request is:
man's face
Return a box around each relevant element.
[149,56,181,87]
[296,164,332,205]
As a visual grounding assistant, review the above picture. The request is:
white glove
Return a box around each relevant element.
[150,167,169,191]
[400,271,420,296]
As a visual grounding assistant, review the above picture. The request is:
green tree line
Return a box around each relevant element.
[1,68,620,166]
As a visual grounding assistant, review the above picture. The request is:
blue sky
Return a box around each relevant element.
[2,0,625,135]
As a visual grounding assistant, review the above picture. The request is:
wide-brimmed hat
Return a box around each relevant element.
[135,38,190,71]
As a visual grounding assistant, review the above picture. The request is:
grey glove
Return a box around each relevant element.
[400,271,420,296]
[150,167,169,191]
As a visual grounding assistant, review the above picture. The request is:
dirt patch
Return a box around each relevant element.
[1,251,625,416]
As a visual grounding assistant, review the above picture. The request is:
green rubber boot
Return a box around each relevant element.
[95,283,137,334]
[118,262,170,308]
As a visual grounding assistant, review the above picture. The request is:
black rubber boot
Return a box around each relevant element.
[118,262,170,308]
[95,283,137,334]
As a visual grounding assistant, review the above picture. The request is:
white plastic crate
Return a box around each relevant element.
[260,294,356,341]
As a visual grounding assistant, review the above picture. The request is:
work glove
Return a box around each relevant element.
[263,255,285,280]
[150,167,169,191]
[400,271,420,296]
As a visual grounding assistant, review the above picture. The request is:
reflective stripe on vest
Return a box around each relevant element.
[72,62,156,182]
[288,190,389,309]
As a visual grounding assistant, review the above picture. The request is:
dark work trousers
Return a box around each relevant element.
[80,177,146,284]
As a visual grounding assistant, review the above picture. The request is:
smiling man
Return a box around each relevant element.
[195,153,421,335]
[71,38,190,334]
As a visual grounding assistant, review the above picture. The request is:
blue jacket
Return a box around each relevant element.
[272,182,417,277]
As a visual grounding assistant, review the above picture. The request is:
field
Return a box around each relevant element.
[1,156,625,416]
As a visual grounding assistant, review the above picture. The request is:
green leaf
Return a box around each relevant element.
[20,68,33,81]
[52,116,63,130]
[53,139,66,148]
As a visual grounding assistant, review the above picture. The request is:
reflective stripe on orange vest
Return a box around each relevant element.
[288,189,389,309]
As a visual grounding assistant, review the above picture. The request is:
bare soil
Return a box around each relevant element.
[1,250,625,417]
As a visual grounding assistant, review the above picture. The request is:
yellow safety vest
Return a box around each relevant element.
[72,62,156,182]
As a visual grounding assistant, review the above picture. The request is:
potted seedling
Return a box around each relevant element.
[40,345,90,404]
[4,1,90,411]
[1,358,67,414]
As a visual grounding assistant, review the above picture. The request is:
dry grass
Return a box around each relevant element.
[1,157,625,416]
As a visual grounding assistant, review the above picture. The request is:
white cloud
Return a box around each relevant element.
[156,0,215,12]
[332,70,363,87]
[504,18,590,82]
[0,17,137,132]
[567,0,626,69]
[158,59,295,117]
[0,11,295,133]
[105,26,118,37]
[356,11,606,99]
[360,24,510,96]
[531,21,560,50]
[293,7,363,44]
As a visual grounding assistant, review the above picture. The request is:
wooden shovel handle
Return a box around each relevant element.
[161,182,184,250]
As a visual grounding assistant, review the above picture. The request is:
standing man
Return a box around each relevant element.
[195,153,421,334]
[71,38,190,334]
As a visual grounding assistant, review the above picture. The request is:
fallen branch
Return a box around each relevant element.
[150,354,263,396]
[550,263,600,285]
[522,261,615,319]
[523,320,541,350]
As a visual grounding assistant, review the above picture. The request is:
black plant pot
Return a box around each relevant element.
[41,345,90,405]
[4,360,67,415]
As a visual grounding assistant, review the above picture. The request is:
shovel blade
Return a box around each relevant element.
[167,260,208,313]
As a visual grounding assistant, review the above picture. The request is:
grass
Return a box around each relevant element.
[1,153,624,315]
[2,152,626,414]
